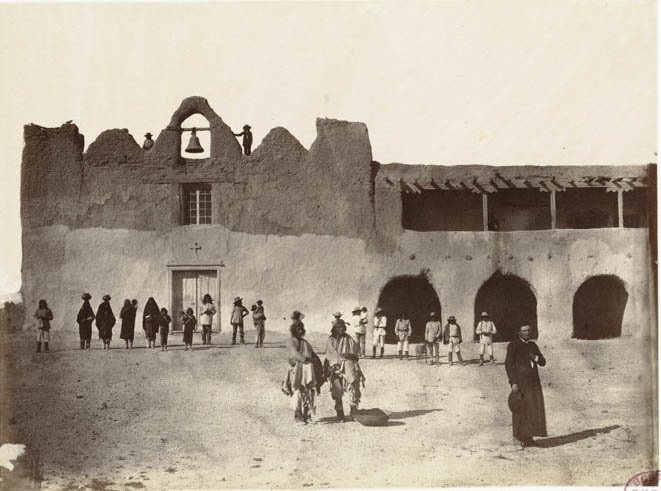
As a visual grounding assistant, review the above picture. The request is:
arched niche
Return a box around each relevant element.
[573,275,627,339]
[376,273,441,344]
[474,271,538,342]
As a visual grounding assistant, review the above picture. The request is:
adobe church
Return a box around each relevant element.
[20,96,656,342]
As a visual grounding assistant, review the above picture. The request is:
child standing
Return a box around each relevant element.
[443,315,465,366]
[34,299,53,353]
[182,308,197,351]
[159,308,171,351]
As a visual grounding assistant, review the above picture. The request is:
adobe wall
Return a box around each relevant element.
[21,223,652,341]
[19,97,655,341]
[22,97,375,239]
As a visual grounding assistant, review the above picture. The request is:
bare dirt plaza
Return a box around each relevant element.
[1,328,655,489]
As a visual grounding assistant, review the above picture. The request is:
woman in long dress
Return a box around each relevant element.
[95,294,116,350]
[120,299,137,349]
[142,297,161,349]
[76,293,95,350]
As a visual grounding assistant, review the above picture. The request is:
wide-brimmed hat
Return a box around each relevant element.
[233,296,242,303]
[481,311,489,317]
[333,312,343,318]
[291,310,305,320]
[144,132,153,138]
[102,294,111,301]
[374,307,384,315]
[243,124,251,130]
[448,315,456,321]
[352,307,361,314]
[81,293,91,300]
[508,391,523,414]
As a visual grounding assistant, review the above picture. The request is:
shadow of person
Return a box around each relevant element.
[533,425,620,448]
[389,409,443,420]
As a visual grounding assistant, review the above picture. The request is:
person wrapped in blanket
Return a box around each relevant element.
[281,311,324,424]
[324,312,366,422]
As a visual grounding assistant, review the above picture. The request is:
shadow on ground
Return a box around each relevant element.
[534,425,621,448]
[389,409,443,420]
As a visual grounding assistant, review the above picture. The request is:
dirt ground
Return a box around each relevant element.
[0,328,657,490]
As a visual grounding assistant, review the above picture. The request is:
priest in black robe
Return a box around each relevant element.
[505,324,547,447]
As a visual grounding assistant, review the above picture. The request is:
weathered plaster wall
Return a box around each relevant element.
[21,123,84,228]
[21,224,652,341]
[21,98,375,239]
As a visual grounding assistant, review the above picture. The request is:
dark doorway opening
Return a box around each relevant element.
[377,274,441,344]
[573,275,627,339]
[474,272,538,342]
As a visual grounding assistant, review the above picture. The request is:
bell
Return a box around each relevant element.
[185,128,204,153]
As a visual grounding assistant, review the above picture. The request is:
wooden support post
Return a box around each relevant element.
[550,191,557,229]
[482,194,488,231]
[618,190,624,228]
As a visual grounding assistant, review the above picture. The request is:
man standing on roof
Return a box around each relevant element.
[233,124,253,156]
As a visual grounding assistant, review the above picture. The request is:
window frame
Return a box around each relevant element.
[181,183,213,225]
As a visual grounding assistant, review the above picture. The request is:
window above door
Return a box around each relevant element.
[182,183,212,225]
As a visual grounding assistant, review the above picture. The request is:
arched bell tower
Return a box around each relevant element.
[148,96,242,165]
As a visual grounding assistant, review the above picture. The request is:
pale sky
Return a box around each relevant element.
[0,1,656,296]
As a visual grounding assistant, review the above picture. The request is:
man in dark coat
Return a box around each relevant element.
[77,293,95,350]
[233,124,253,156]
[505,324,547,448]
[96,294,116,350]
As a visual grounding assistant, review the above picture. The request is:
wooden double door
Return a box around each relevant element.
[171,270,219,331]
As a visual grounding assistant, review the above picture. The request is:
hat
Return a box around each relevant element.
[144,132,153,138]
[102,294,111,301]
[481,312,489,317]
[243,124,251,130]
[374,307,384,315]
[81,293,91,300]
[233,296,242,303]
[508,391,523,414]
[352,307,361,314]
[291,310,305,320]
[448,315,456,322]
[333,312,343,318]
[430,311,437,317]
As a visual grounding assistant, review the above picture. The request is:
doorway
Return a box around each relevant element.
[171,269,220,331]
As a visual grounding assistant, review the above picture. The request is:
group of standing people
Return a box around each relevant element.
[76,294,174,351]
[70,293,264,351]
